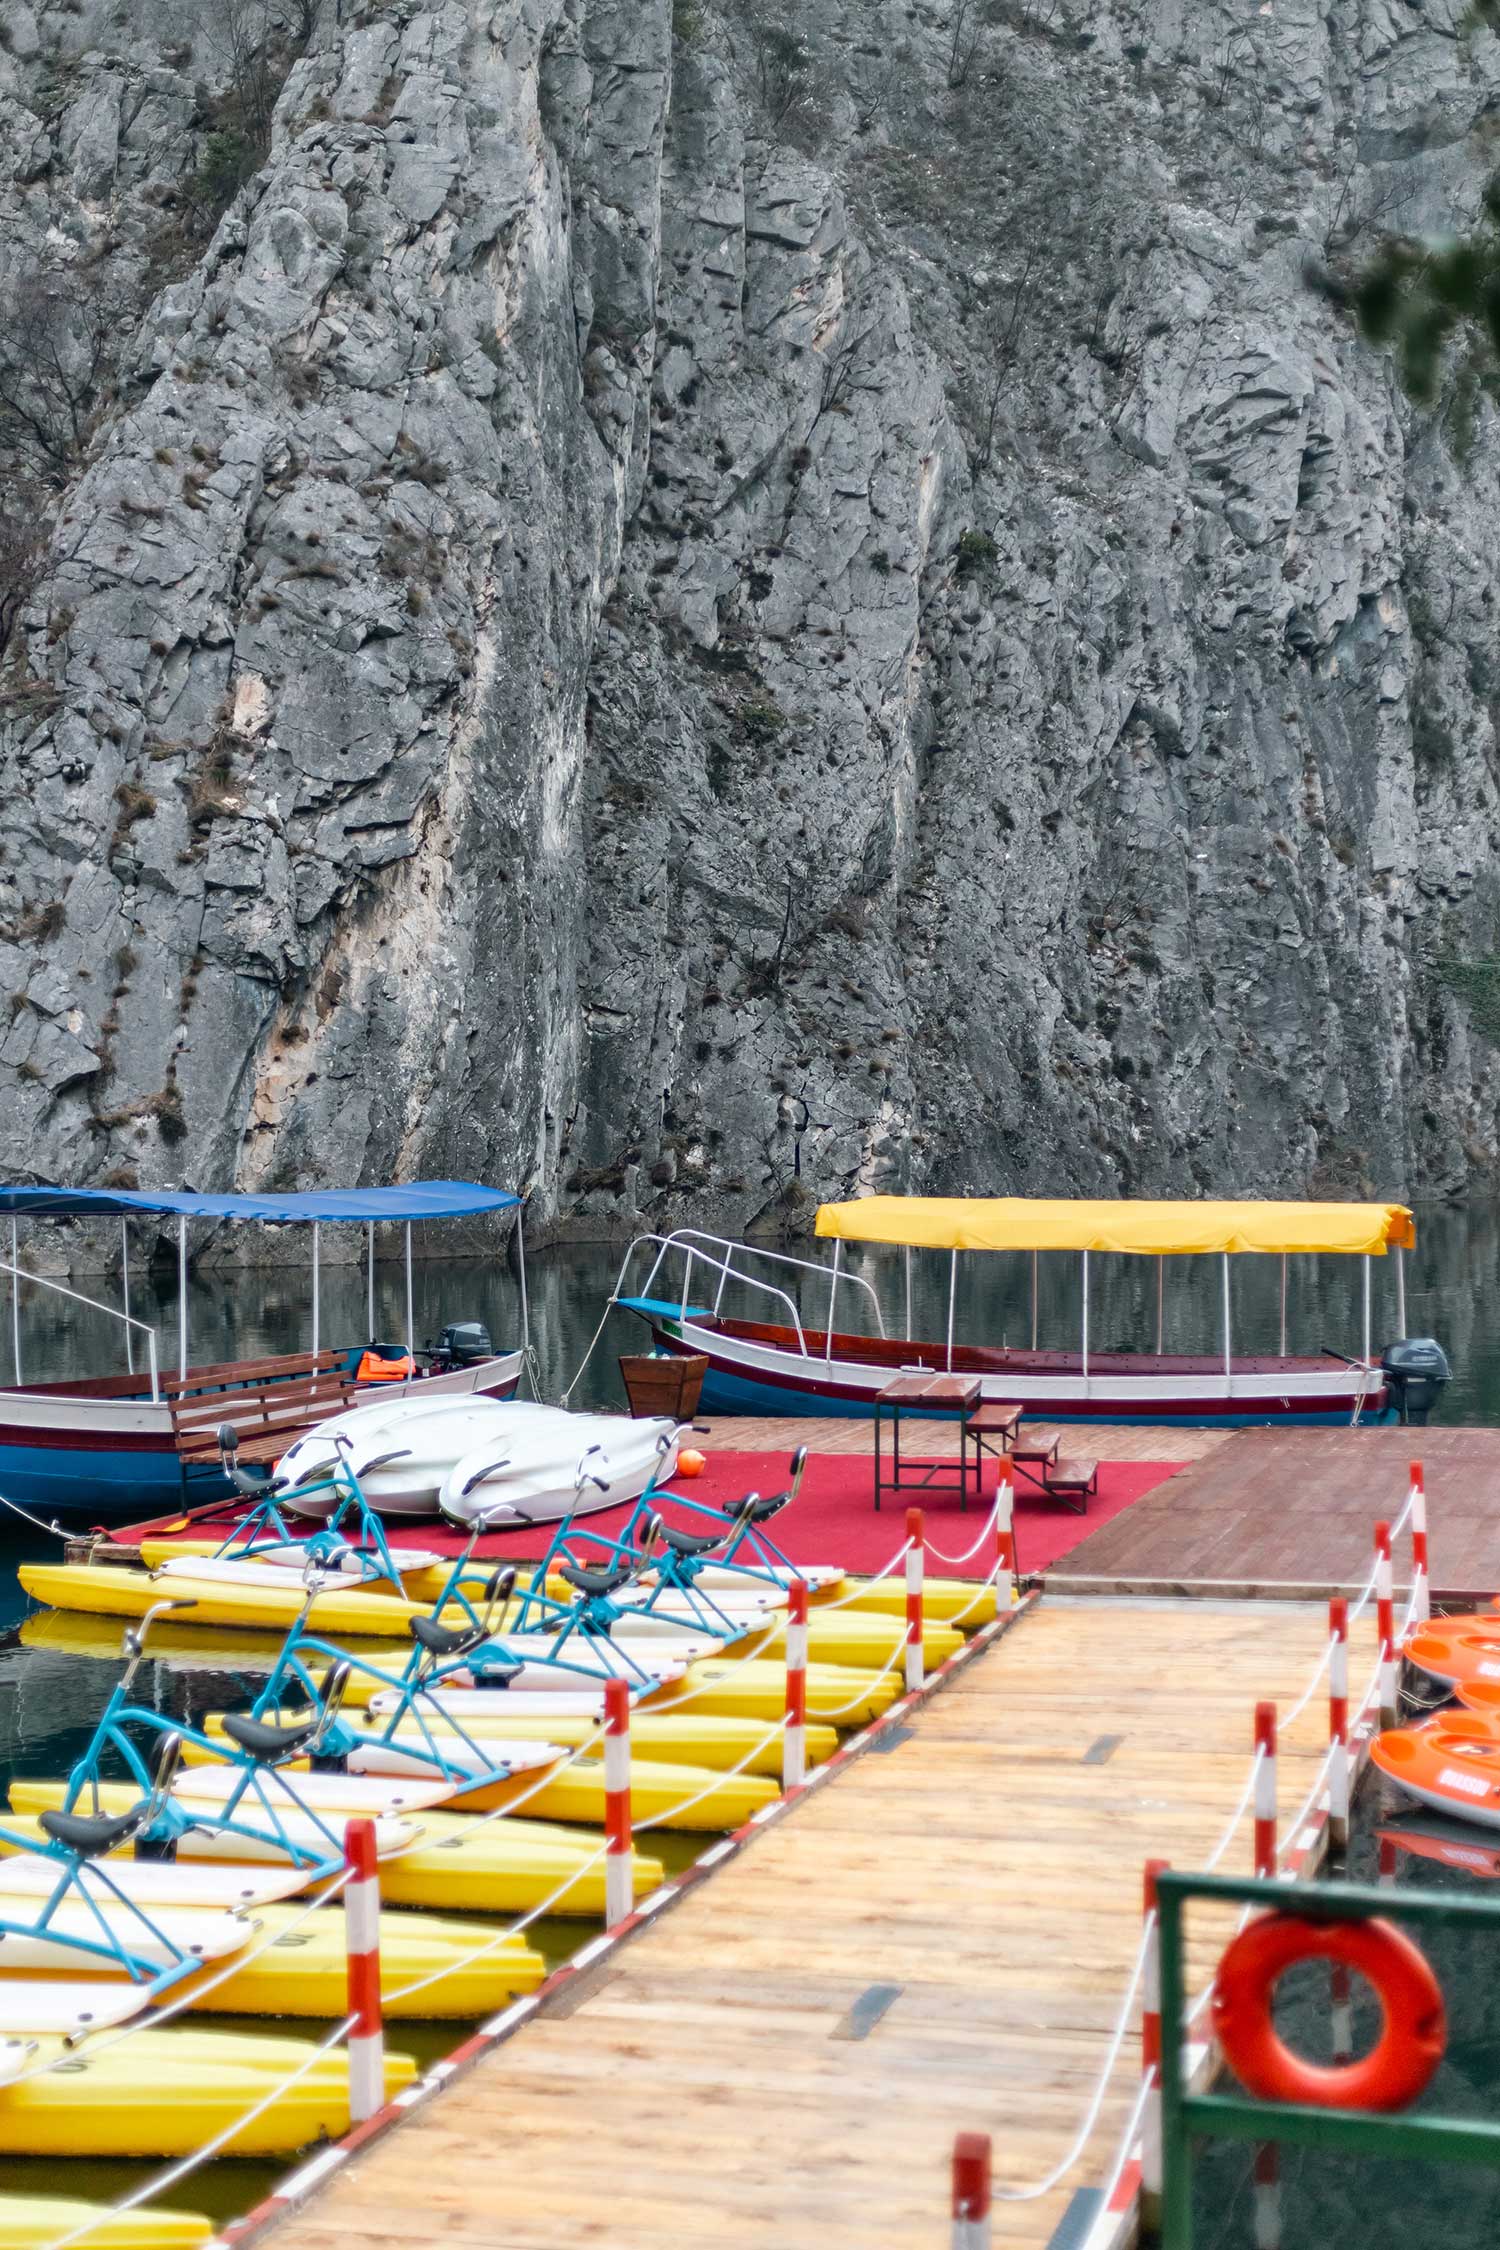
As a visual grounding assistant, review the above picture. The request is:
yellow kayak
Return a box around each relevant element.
[201,1702,835,1777]
[831,1576,998,1626]
[0,2027,415,2156]
[0,2198,213,2247]
[174,1901,544,2017]
[21,1563,963,1667]
[642,1657,902,1727]
[1,1795,663,1918]
[174,1738,778,1834]
[18,1562,440,1640]
[590,1608,963,1669]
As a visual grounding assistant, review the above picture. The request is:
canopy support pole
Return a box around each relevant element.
[177,1215,188,1383]
[1080,1251,1089,1384]
[9,1218,20,1386]
[825,1241,841,1364]
[404,1223,414,1371]
[903,1246,912,1344]
[946,1249,958,1372]
[1031,1250,1039,1354]
[121,1219,133,1376]
[1156,1256,1164,1357]
[1221,1252,1231,1388]
[311,1222,321,1361]
[1363,1254,1372,1365]
[1279,1254,1288,1360]
[1396,1246,1407,1337]
[516,1202,532,1378]
[366,1223,375,1338]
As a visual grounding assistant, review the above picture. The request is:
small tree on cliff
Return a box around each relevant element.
[1346,3,1500,418]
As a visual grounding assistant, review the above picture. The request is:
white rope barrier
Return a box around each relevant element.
[40,2011,359,2250]
[9,1863,354,2084]
[382,1840,611,2009]
[922,1488,1005,1569]
[993,1922,1154,2203]
[629,1718,787,1835]
[988,1471,1418,2208]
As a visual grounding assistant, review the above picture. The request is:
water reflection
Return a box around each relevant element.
[0,1208,1493,1418]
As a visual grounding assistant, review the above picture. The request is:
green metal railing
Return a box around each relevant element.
[1156,1868,1500,2246]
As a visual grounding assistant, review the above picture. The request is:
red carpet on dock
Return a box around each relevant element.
[116,1452,1184,1580]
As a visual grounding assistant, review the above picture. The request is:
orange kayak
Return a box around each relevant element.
[1371,1710,1500,1830]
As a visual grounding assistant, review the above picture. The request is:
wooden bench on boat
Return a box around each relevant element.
[165,1349,359,1474]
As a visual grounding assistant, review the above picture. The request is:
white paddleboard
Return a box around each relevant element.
[0,1904,251,1973]
[370,1686,608,1721]
[336,1738,562,1782]
[0,1857,311,1912]
[172,1767,453,1817]
[0,1980,156,2036]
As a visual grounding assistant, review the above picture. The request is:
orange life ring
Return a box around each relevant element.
[1212,1912,1444,2111]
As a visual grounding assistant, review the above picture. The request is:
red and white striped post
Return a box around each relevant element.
[343,1816,384,2124]
[905,1509,925,1695]
[1253,2142,1283,2250]
[1141,1857,1167,2231]
[1328,1595,1350,1857]
[783,1578,809,1793]
[1249,1713,1283,2250]
[604,1675,633,1930]
[1410,1460,1430,1627]
[1375,1518,1398,1731]
[1253,1703,1277,1879]
[951,2130,992,2249]
[995,1459,1015,1609]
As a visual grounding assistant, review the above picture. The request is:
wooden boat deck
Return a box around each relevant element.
[1047,1425,1500,1601]
[263,1596,1356,2250]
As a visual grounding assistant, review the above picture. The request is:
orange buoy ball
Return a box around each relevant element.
[677,1448,707,1478]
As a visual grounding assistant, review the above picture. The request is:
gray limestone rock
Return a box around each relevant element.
[2,0,1500,1252]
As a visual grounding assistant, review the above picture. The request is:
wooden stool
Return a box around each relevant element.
[1043,1458,1097,1514]
[1010,1425,1060,1492]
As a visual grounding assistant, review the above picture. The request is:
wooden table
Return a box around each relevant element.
[873,1373,982,1511]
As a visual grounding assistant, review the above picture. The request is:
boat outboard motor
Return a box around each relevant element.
[1380,1338,1452,1426]
[430,1320,493,1371]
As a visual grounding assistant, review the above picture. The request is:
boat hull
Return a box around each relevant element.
[621,1304,1388,1426]
[0,1352,522,1516]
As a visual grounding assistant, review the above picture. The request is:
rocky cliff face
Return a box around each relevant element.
[3,0,1500,1243]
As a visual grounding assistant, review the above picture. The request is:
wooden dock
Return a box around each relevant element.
[1047,1425,1499,1601]
[699,1413,1233,1465]
[261,1596,1362,2250]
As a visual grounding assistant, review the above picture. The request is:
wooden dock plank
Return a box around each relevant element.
[1046,1425,1498,1597]
[699,1413,1232,1464]
[263,1597,1358,2250]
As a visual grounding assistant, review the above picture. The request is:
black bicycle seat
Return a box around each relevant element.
[220,1710,322,1762]
[410,1613,483,1659]
[40,1804,146,1857]
[736,1490,792,1525]
[653,1522,726,1558]
[558,1559,635,1598]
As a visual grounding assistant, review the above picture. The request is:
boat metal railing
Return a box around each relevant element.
[0,1255,160,1402]
[625,1228,887,1346]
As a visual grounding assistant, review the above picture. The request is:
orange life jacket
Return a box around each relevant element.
[355,1347,415,1383]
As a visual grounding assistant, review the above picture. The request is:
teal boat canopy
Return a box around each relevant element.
[0,1180,521,1222]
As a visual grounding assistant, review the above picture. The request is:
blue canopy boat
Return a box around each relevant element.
[0,1180,526,1517]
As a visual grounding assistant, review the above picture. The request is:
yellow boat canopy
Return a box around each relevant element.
[814,1197,1415,1258]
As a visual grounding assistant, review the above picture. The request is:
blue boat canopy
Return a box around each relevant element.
[0,1180,521,1223]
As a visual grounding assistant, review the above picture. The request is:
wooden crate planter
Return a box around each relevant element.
[617,1352,708,1420]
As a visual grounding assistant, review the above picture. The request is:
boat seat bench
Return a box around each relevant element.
[166,1351,360,1468]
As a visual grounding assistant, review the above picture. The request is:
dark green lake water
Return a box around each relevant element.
[0,1216,1497,2230]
